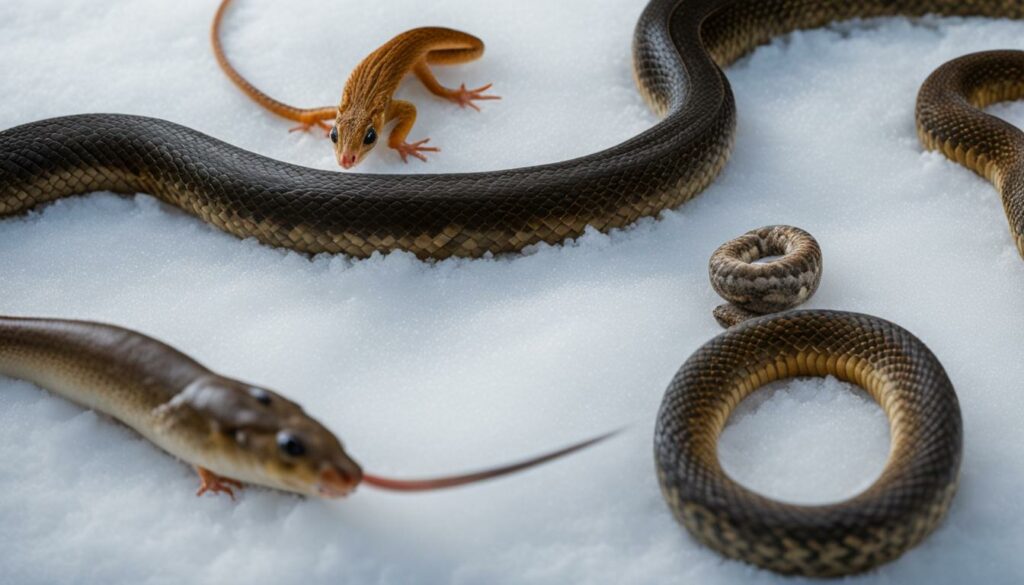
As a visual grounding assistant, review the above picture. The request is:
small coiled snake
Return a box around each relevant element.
[2,0,1023,578]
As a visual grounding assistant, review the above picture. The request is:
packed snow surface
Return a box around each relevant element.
[1,0,1023,583]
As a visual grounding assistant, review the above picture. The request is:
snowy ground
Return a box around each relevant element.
[1,0,1023,583]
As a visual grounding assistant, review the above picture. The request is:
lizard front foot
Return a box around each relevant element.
[450,83,501,111]
[395,138,440,163]
[195,466,245,499]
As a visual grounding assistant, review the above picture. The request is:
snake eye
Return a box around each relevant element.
[277,432,306,457]
[329,127,339,144]
[363,127,377,145]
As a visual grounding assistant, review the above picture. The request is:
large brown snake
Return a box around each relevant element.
[2,0,1024,578]
[2,1,1024,260]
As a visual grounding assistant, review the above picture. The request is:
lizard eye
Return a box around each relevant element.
[329,127,339,144]
[248,387,271,406]
[363,127,377,145]
[277,432,306,457]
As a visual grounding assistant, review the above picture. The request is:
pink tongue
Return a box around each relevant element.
[361,430,619,492]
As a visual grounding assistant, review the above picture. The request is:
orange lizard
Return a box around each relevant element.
[212,0,500,168]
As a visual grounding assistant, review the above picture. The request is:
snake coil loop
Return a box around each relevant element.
[709,225,823,328]
[656,310,962,577]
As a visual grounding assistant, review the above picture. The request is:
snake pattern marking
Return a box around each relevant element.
[709,225,823,328]
[1,0,1022,577]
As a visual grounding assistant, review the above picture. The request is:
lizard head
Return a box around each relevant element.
[331,105,387,169]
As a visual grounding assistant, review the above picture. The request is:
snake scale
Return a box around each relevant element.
[3,0,1024,578]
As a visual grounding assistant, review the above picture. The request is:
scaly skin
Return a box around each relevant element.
[1,0,1018,574]
[5,1,1021,261]
[708,225,823,328]
[658,310,961,577]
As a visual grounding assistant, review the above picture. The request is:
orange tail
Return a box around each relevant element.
[362,429,620,492]
[211,0,336,125]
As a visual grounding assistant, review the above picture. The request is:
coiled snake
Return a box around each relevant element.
[2,0,1024,578]
[658,226,962,576]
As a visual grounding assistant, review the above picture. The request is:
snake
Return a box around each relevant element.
[657,309,962,577]
[0,0,1018,260]
[1,0,1022,577]
[653,226,962,576]
[708,225,823,328]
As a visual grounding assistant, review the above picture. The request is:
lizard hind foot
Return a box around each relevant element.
[395,138,440,163]
[451,83,501,111]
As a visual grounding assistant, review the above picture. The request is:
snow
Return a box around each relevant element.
[1,0,1023,583]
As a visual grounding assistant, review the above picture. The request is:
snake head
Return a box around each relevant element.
[160,375,362,498]
[331,105,387,169]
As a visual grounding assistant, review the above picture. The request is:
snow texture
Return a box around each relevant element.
[1,0,1023,583]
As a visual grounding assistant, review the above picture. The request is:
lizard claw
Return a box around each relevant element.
[195,466,244,500]
[395,138,440,163]
[288,119,332,136]
[450,83,501,111]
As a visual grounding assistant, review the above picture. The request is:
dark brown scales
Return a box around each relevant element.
[917,50,1024,257]
[5,0,1022,260]
[0,0,1019,575]
[657,310,961,577]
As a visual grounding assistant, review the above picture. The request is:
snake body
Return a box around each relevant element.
[917,49,1024,257]
[709,225,823,327]
[0,0,1018,260]
[657,310,961,577]
[664,227,962,576]
[2,0,1022,577]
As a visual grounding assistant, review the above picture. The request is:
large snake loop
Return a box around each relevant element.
[2,0,1023,578]
[658,309,961,577]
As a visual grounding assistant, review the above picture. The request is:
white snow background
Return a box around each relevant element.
[1,0,1023,583]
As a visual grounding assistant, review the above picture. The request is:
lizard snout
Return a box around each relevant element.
[338,153,358,169]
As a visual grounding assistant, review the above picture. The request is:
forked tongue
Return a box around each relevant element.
[362,429,619,492]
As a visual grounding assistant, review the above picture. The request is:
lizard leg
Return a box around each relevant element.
[287,107,337,136]
[386,99,440,163]
[288,119,332,135]
[195,466,244,499]
[412,61,500,112]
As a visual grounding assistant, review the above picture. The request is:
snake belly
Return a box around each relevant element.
[657,310,962,577]
[917,50,1024,258]
[0,1,1021,260]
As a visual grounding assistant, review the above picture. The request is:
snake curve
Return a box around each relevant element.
[656,226,961,576]
[1,1,1021,260]
[1,0,1023,578]
[657,309,962,577]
